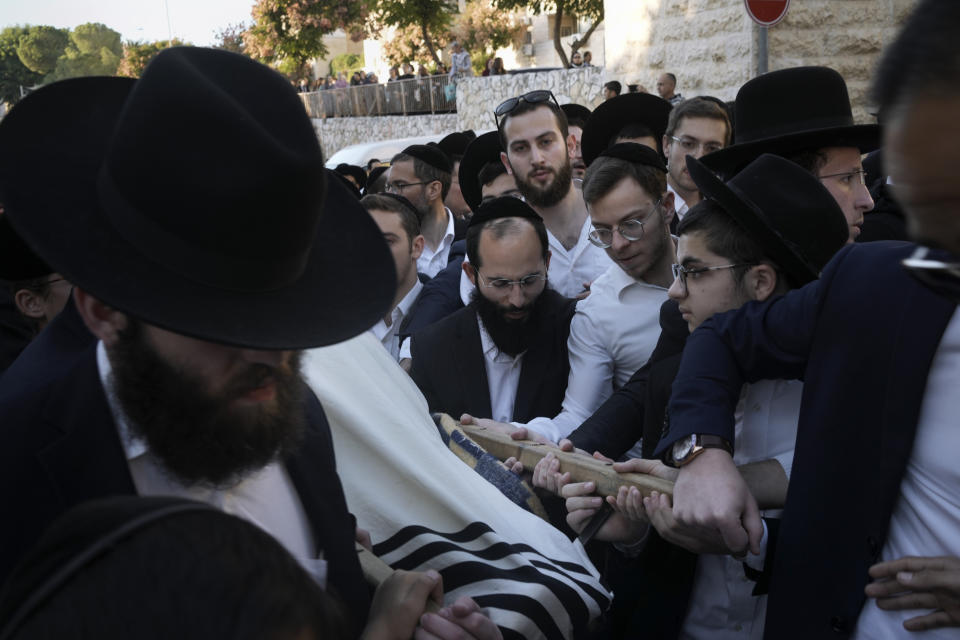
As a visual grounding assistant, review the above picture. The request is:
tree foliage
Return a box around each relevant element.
[380,23,448,69]
[451,1,524,68]
[16,25,69,74]
[492,0,602,67]
[244,0,372,73]
[0,27,43,104]
[374,0,457,66]
[46,23,123,82]
[117,39,185,78]
[213,23,248,55]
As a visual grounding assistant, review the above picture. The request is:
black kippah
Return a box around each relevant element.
[598,142,667,172]
[401,144,452,174]
[468,196,543,229]
[376,192,422,221]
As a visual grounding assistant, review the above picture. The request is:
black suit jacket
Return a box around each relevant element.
[0,347,370,631]
[409,289,576,422]
[402,240,467,339]
[656,242,957,638]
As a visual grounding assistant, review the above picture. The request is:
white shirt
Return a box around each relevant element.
[417,208,456,278]
[477,315,524,423]
[457,217,614,306]
[95,342,325,585]
[668,182,690,221]
[517,265,668,443]
[853,308,960,639]
[680,378,803,640]
[369,279,423,361]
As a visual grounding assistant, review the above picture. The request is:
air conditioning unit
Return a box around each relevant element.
[522,43,534,56]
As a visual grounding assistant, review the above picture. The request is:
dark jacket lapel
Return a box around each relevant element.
[453,309,492,417]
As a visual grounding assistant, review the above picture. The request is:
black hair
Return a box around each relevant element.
[872,0,960,119]
[466,216,549,271]
[361,194,421,246]
[677,199,792,291]
[389,152,452,200]
[497,100,569,152]
[582,156,666,208]
[784,148,830,176]
[477,161,508,189]
[612,122,660,153]
[603,81,622,96]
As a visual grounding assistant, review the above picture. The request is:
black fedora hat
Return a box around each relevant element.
[437,130,477,160]
[334,163,367,191]
[686,153,848,286]
[581,93,673,165]
[560,103,591,128]
[0,47,394,350]
[0,210,52,282]
[458,131,503,213]
[700,67,880,176]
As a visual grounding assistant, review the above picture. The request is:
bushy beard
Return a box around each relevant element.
[516,157,573,208]
[470,283,550,357]
[108,319,307,489]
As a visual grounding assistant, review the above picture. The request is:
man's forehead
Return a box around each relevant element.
[818,146,864,166]
[503,106,561,144]
[388,160,417,177]
[674,116,726,139]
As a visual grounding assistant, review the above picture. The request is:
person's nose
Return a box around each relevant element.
[855,181,875,213]
[667,274,685,300]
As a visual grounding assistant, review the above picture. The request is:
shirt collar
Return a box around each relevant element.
[96,340,148,461]
[396,278,423,318]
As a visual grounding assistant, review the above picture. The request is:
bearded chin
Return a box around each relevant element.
[517,158,573,208]
[107,319,307,489]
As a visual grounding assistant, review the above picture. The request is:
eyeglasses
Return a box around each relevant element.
[671,262,757,294]
[667,135,724,156]
[588,200,661,248]
[494,90,560,129]
[902,246,960,303]
[476,271,547,292]
[385,181,429,194]
[819,169,867,187]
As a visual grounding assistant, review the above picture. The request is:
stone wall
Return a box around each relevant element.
[312,113,458,160]
[602,0,919,122]
[455,67,606,132]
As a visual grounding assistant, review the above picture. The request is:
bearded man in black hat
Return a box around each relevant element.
[0,47,499,640]
[655,2,960,636]
[699,66,878,243]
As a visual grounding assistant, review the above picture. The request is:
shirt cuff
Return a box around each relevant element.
[399,337,412,361]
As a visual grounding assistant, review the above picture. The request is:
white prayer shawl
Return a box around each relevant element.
[302,333,611,640]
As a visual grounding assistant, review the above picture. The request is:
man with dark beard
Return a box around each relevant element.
[0,47,500,640]
[495,91,613,298]
[409,197,576,424]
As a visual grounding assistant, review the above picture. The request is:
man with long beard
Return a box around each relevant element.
[495,91,613,298]
[0,47,499,640]
[409,197,576,424]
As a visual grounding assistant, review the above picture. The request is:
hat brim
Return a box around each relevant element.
[459,131,503,213]
[581,94,673,166]
[0,76,395,350]
[686,155,820,285]
[700,123,880,177]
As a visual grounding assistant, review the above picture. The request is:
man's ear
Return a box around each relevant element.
[660,191,676,229]
[662,134,672,160]
[566,133,577,158]
[500,151,514,176]
[411,234,425,261]
[73,288,128,346]
[426,179,442,204]
[462,260,477,286]
[13,288,46,320]
[748,264,780,302]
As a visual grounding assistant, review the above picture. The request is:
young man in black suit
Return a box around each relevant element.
[410,197,575,423]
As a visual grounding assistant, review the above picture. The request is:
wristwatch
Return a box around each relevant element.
[670,434,733,467]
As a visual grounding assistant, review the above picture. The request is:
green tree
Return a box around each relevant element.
[244,0,372,75]
[16,25,69,74]
[0,26,43,104]
[375,0,457,67]
[451,0,524,72]
[380,23,449,69]
[492,0,602,68]
[117,39,185,78]
[213,23,248,55]
[46,23,123,81]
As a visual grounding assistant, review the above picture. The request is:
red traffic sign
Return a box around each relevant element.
[745,0,790,26]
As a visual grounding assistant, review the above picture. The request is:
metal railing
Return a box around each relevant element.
[299,75,458,118]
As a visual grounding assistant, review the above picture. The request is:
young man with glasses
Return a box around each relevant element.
[464,144,676,448]
[661,97,732,221]
[493,90,613,298]
[553,153,848,639]
[386,144,467,278]
[409,197,576,425]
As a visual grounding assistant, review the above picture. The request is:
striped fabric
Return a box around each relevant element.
[303,332,611,639]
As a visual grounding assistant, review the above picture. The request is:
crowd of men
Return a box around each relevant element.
[0,1,957,638]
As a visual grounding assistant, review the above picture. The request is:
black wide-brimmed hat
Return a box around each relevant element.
[0,47,395,349]
[581,93,673,165]
[686,153,848,286]
[437,130,477,160]
[699,67,880,177]
[334,163,367,191]
[458,131,503,213]
[560,103,591,127]
[0,210,52,282]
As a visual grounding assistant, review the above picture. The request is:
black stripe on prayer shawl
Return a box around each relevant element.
[374,521,594,576]
[386,540,609,609]
[472,593,567,640]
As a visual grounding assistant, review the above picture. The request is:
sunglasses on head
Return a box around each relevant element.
[494,90,560,129]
